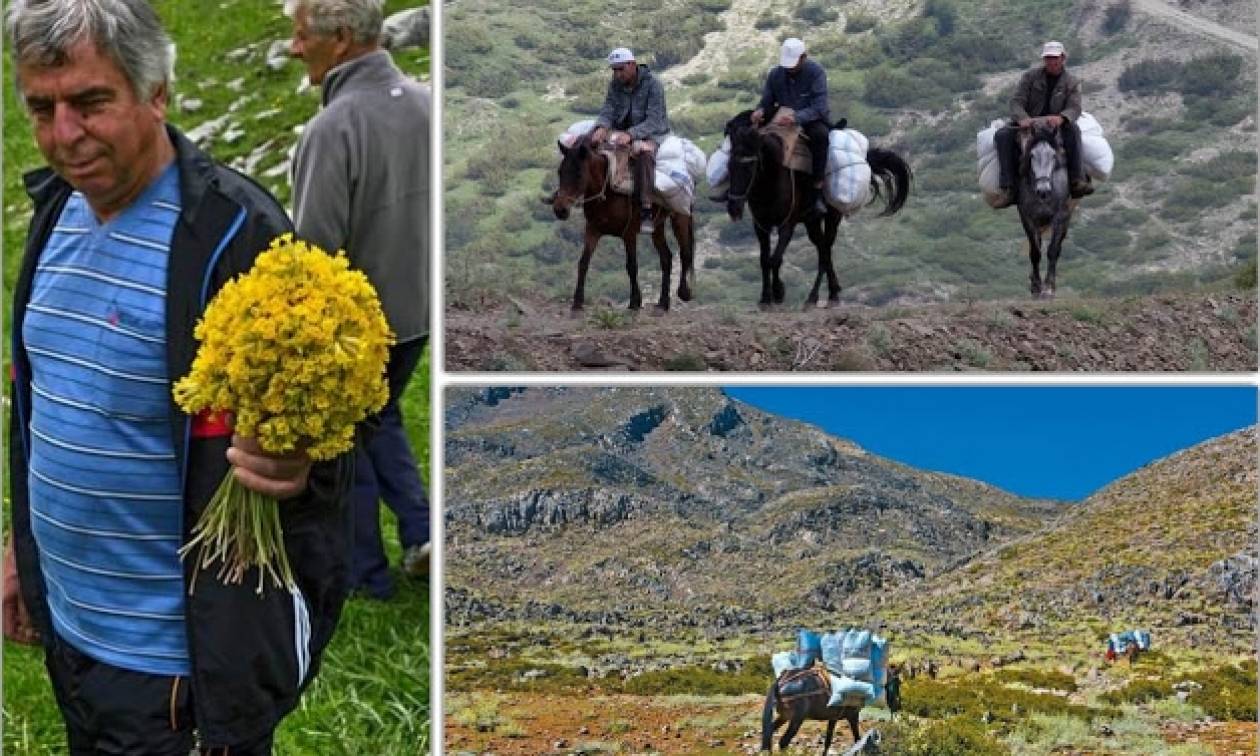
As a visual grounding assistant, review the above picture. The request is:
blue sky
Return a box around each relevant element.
[725,387,1256,501]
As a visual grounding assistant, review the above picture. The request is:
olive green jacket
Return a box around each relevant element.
[1009,65,1082,123]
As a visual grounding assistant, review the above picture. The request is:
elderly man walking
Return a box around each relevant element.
[287,0,431,598]
[3,0,355,752]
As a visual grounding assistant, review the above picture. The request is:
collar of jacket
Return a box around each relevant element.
[321,48,402,106]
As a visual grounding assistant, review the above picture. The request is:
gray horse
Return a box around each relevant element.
[1017,122,1078,298]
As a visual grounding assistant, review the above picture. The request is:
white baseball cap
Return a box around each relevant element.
[1041,40,1066,58]
[608,47,635,66]
[779,38,805,67]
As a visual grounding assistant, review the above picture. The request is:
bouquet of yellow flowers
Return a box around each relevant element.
[173,234,392,593]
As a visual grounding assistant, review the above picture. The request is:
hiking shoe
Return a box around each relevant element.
[403,543,430,577]
[1069,179,1094,198]
[639,212,655,234]
[708,190,729,203]
[992,187,1016,208]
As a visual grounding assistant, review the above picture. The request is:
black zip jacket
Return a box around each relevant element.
[8,125,355,746]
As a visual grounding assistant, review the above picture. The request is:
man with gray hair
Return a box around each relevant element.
[287,0,431,598]
[3,1,355,752]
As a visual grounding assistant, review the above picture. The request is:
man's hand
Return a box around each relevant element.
[751,109,765,126]
[1044,114,1064,129]
[1017,118,1033,129]
[610,131,632,147]
[771,110,795,127]
[227,435,312,499]
[591,127,607,145]
[3,538,38,645]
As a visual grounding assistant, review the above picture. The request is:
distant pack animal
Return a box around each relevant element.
[551,133,695,313]
[1015,121,1078,298]
[761,667,861,754]
[723,109,910,309]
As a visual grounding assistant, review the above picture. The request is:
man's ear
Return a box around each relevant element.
[148,80,170,120]
[333,26,355,59]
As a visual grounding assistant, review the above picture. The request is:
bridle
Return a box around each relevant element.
[727,152,760,203]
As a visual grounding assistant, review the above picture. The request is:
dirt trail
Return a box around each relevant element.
[444,290,1256,372]
[658,0,773,86]
[1130,0,1258,52]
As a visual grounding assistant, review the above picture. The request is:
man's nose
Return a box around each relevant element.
[51,103,86,147]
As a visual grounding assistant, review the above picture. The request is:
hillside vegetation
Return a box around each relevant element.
[444,0,1256,309]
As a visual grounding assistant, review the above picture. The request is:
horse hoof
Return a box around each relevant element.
[803,299,818,311]
[678,288,693,303]
[651,303,669,316]
[826,297,842,309]
[569,307,584,319]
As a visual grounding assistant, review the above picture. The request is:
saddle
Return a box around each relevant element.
[598,147,636,195]
[761,107,814,173]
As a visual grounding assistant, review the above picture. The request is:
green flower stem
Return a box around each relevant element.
[180,470,297,595]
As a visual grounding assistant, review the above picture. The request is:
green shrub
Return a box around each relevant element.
[1102,1,1131,35]
[995,667,1078,692]
[1183,662,1258,721]
[1179,53,1243,97]
[922,0,957,36]
[862,66,921,108]
[903,678,1092,723]
[1117,59,1182,95]
[905,717,1006,756]
[846,12,878,33]
[796,0,838,24]
[1100,677,1172,705]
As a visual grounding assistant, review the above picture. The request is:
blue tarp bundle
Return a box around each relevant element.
[1109,629,1152,654]
[774,628,889,708]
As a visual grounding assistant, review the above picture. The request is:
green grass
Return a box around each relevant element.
[2,1,431,752]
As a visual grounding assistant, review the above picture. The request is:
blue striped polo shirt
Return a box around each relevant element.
[24,162,190,676]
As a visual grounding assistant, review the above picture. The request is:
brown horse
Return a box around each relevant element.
[551,134,695,313]
[761,667,861,754]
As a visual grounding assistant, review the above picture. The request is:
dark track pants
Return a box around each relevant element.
[45,634,274,755]
[351,336,431,598]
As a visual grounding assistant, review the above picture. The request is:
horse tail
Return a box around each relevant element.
[865,147,912,217]
[761,678,779,751]
[681,211,696,297]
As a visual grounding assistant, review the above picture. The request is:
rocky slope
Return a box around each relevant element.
[445,386,1066,627]
[886,426,1257,652]
[444,289,1257,371]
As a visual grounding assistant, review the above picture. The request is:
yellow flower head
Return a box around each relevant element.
[174,234,393,460]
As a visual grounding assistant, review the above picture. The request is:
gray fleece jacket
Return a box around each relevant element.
[594,64,670,141]
[292,49,430,341]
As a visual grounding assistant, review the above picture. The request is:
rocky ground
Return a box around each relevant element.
[445,690,1257,755]
[444,290,1256,371]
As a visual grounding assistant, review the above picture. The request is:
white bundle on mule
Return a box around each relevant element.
[976,118,1005,207]
[824,129,873,214]
[706,136,732,191]
[655,134,698,215]
[1076,112,1113,181]
[557,119,596,152]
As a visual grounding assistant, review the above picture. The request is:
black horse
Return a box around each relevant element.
[551,134,695,313]
[761,667,861,754]
[1016,122,1077,299]
[724,110,911,308]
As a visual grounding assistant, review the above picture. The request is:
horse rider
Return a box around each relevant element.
[993,40,1094,208]
[752,37,832,219]
[591,47,670,234]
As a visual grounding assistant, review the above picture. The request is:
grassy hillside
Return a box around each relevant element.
[1,2,431,753]
[444,0,1256,308]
